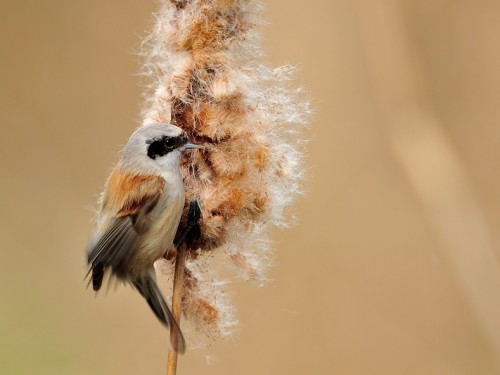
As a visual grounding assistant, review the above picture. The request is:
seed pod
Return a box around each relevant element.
[141,0,310,341]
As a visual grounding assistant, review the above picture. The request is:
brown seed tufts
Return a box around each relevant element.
[170,0,190,10]
[218,187,245,219]
[230,253,258,280]
[253,144,269,171]
[251,192,268,215]
[197,298,220,326]
[171,97,195,129]
[213,0,238,12]
[207,145,247,178]
[179,5,248,52]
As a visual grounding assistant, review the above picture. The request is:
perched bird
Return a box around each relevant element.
[86,123,200,354]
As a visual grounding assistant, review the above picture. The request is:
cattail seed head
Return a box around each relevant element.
[141,0,310,342]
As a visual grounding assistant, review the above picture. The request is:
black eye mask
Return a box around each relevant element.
[146,135,187,159]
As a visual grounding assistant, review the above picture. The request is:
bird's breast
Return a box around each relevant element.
[132,181,185,270]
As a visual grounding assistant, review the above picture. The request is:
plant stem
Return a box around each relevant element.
[166,247,187,375]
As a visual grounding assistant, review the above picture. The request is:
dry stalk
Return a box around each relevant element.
[166,247,187,375]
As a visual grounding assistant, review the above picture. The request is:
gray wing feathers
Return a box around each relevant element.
[132,192,161,234]
[87,217,138,289]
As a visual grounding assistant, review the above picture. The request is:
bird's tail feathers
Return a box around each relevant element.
[133,275,186,354]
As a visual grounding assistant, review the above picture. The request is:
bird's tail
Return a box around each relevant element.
[133,274,186,354]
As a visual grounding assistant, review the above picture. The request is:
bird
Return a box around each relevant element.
[86,123,200,354]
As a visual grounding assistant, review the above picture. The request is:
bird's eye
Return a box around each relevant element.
[146,135,186,160]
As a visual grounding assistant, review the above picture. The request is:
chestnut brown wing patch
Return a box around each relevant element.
[102,169,165,218]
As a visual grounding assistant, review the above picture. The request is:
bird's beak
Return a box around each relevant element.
[183,140,202,150]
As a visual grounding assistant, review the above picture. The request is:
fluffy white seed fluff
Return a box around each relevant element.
[141,0,309,343]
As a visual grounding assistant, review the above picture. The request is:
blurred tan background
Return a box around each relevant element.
[2,0,500,374]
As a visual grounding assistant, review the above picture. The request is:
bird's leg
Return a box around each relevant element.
[174,199,201,248]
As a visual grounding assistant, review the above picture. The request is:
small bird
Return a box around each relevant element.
[86,123,200,354]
